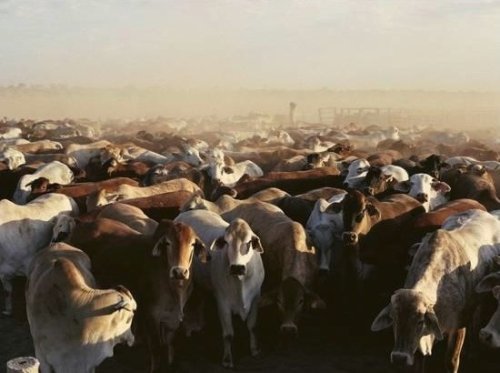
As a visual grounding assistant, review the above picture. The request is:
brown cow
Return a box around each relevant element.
[68,217,210,371]
[221,201,324,336]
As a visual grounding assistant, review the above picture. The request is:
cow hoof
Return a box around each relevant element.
[222,360,234,369]
[251,348,261,357]
[1,310,12,317]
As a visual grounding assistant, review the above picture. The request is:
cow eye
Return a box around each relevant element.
[355,213,364,222]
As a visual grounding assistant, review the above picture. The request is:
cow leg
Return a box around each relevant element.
[445,328,466,373]
[165,328,176,366]
[0,275,13,316]
[217,302,234,368]
[145,316,162,373]
[247,297,260,357]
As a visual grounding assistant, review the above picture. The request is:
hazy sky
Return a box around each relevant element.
[1,0,499,90]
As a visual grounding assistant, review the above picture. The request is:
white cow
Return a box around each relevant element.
[65,140,112,169]
[27,242,136,373]
[0,193,78,314]
[306,192,347,272]
[371,209,500,372]
[0,127,22,140]
[0,147,25,169]
[14,161,74,204]
[175,210,264,368]
[208,159,263,187]
[476,267,500,348]
[394,173,450,212]
[343,158,371,188]
[444,156,500,172]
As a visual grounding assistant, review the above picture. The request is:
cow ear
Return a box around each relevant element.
[476,272,500,293]
[492,285,500,300]
[258,290,277,308]
[209,236,226,251]
[393,180,411,192]
[305,291,326,310]
[194,238,211,263]
[431,181,451,193]
[371,304,393,331]
[425,310,443,341]
[251,235,264,253]
[325,202,342,214]
[223,166,234,174]
[366,204,381,219]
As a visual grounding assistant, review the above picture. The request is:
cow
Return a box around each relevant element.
[441,166,500,211]
[371,209,500,373]
[0,147,25,170]
[14,161,74,204]
[68,217,210,370]
[362,165,409,196]
[175,210,265,368]
[0,193,78,315]
[306,192,347,272]
[476,263,500,349]
[26,242,136,373]
[86,178,202,210]
[13,139,63,153]
[394,173,451,212]
[65,140,112,169]
[221,201,325,335]
[98,203,158,236]
[206,158,264,188]
[343,159,371,188]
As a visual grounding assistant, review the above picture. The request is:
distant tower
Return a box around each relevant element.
[289,102,297,127]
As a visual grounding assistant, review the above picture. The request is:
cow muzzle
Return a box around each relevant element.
[280,323,298,336]
[390,351,413,367]
[479,328,499,348]
[416,193,429,203]
[229,264,246,276]
[342,231,358,245]
[170,266,190,280]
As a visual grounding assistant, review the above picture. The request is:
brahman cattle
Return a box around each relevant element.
[476,263,500,348]
[221,200,325,336]
[394,173,451,212]
[175,210,265,368]
[14,160,74,204]
[26,242,136,373]
[0,193,78,314]
[372,209,500,373]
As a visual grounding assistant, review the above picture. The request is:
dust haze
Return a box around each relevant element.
[0,0,499,127]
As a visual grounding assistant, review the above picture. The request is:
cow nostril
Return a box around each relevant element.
[229,265,246,276]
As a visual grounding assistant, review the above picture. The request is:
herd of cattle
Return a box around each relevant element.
[1,118,500,372]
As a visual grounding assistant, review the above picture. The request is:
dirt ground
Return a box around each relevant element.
[1,279,499,373]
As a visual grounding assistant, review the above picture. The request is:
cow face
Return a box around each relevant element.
[51,215,76,243]
[476,271,500,348]
[181,144,203,167]
[371,289,443,367]
[342,190,380,245]
[394,173,450,212]
[363,167,395,196]
[152,220,209,281]
[343,159,371,188]
[210,219,263,278]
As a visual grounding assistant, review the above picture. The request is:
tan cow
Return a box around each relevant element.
[371,209,500,373]
[26,242,136,373]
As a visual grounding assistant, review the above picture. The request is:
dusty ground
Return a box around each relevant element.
[1,279,499,373]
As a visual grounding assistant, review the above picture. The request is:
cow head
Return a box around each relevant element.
[210,219,263,278]
[51,214,76,243]
[181,144,203,167]
[476,271,500,348]
[343,159,371,188]
[362,167,396,196]
[419,154,445,179]
[260,277,326,337]
[394,173,450,212]
[371,289,443,367]
[342,190,380,246]
[152,220,210,282]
